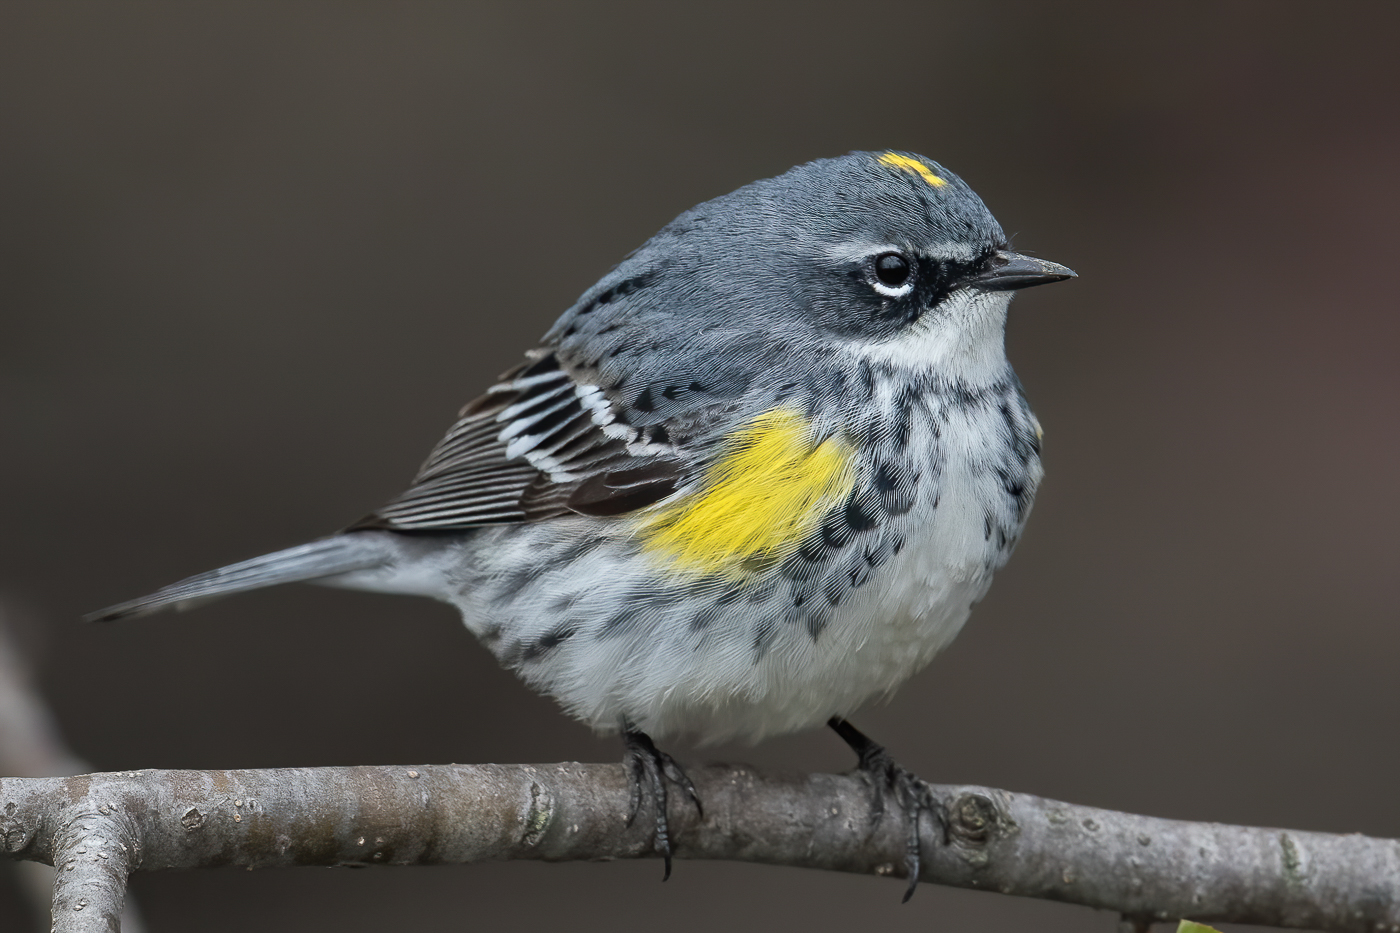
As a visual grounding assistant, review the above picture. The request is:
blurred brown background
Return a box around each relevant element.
[1,3,1397,931]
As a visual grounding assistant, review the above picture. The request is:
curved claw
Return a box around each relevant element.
[828,717,946,901]
[623,729,703,880]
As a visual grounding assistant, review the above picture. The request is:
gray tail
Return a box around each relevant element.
[86,535,390,623]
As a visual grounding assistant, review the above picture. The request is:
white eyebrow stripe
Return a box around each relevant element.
[822,240,983,265]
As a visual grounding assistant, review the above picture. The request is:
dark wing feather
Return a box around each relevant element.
[565,463,685,516]
[352,350,683,532]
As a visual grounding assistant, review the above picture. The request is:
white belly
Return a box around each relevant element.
[439,399,1037,745]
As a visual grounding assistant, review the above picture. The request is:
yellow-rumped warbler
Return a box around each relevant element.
[92,151,1073,892]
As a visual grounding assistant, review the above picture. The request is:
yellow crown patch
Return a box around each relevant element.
[877,152,946,188]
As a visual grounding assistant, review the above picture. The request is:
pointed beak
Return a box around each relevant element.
[966,250,1076,292]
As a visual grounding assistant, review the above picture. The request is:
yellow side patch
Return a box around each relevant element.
[639,408,856,576]
[877,152,946,187]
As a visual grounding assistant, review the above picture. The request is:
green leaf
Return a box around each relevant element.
[1177,922,1222,933]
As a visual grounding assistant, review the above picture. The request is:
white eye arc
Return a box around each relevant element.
[869,251,915,298]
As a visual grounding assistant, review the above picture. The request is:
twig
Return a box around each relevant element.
[0,601,147,933]
[2,763,1396,933]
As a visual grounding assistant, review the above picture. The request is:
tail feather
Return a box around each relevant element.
[87,535,390,623]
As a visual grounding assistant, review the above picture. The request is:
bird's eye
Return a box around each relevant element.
[871,252,915,297]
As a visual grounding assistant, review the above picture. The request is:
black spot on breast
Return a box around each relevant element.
[792,536,828,569]
[688,604,722,632]
[751,616,779,660]
[823,573,847,607]
[999,398,1041,465]
[874,461,918,516]
[848,560,871,589]
[843,494,879,532]
[597,583,677,637]
[946,379,1001,409]
[495,561,551,601]
[715,582,746,606]
[810,367,848,399]
[600,605,640,636]
[820,520,851,551]
[789,575,818,609]
[781,600,828,642]
[891,387,916,449]
[779,547,823,581]
[546,535,604,570]
[857,361,876,396]
[996,466,1033,518]
[634,387,655,412]
[518,623,578,663]
[863,530,908,571]
[999,400,1017,438]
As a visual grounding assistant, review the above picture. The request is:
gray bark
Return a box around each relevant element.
[2,763,1396,933]
[0,602,147,933]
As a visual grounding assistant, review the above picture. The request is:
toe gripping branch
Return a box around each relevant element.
[829,717,948,902]
[623,729,704,880]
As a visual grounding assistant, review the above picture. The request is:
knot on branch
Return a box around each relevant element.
[948,791,1014,846]
[1,800,34,854]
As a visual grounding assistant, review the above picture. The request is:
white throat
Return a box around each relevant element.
[855,289,1014,383]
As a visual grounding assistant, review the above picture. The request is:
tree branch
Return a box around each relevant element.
[2,763,1397,933]
[0,601,147,933]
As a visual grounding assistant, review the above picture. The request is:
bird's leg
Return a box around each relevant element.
[828,717,946,902]
[622,728,703,880]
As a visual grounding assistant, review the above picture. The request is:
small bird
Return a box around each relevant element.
[92,151,1072,895]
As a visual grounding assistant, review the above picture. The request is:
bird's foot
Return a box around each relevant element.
[623,729,703,880]
[829,717,946,902]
